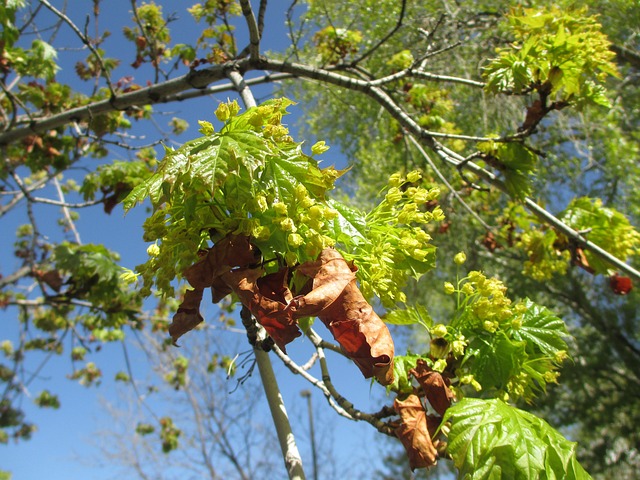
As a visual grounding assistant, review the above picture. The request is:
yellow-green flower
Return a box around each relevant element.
[279,218,296,232]
[273,202,288,216]
[431,323,448,338]
[444,282,456,295]
[454,251,466,265]
[311,140,330,155]
[433,358,447,373]
[288,233,304,248]
[407,170,422,183]
[146,243,160,257]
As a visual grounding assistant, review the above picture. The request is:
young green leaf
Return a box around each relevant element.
[443,398,592,480]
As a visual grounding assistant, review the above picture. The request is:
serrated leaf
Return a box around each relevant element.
[443,398,592,480]
[385,304,432,328]
[510,299,568,356]
[472,331,526,390]
[326,199,367,246]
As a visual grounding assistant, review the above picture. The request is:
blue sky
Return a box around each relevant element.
[1,2,409,478]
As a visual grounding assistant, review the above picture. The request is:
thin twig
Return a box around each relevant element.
[407,134,495,232]
[305,328,395,437]
[349,0,407,66]
[272,345,353,419]
[38,0,116,95]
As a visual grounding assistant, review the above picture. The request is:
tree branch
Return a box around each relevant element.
[239,0,261,62]
[305,328,395,437]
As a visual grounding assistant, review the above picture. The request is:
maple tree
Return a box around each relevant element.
[2,0,640,479]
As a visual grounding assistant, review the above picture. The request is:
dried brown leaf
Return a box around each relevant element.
[169,288,204,345]
[183,235,258,290]
[289,248,395,385]
[223,267,301,351]
[394,394,438,470]
[410,359,454,416]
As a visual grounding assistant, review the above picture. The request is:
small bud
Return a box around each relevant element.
[431,323,448,338]
[444,282,455,295]
[407,170,422,183]
[147,243,160,257]
[311,140,330,155]
[454,252,466,265]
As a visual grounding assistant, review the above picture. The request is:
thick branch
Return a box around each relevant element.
[2,54,636,281]
[0,59,250,146]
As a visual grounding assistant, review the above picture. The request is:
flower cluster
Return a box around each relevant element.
[447,270,514,333]
[352,170,444,307]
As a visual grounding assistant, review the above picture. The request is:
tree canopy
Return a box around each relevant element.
[2,1,640,478]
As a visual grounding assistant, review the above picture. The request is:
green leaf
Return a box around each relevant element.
[388,353,426,394]
[510,299,569,356]
[559,196,640,274]
[385,304,432,329]
[326,199,367,246]
[471,331,526,391]
[443,398,592,480]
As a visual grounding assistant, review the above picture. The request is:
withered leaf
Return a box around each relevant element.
[410,359,454,416]
[223,267,301,351]
[183,235,259,290]
[169,288,204,345]
[35,269,63,292]
[170,235,259,344]
[394,394,438,470]
[289,248,395,385]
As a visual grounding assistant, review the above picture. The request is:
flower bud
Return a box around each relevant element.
[454,251,466,265]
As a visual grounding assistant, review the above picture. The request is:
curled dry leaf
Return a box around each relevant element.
[169,288,204,345]
[410,359,454,416]
[394,394,438,470]
[288,248,395,385]
[183,235,259,290]
[170,239,395,387]
[222,267,301,351]
[169,235,259,344]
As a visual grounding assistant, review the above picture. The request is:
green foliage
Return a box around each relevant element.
[125,98,346,296]
[135,423,155,436]
[313,26,363,64]
[559,197,640,274]
[4,40,60,80]
[159,416,181,453]
[68,362,102,387]
[443,398,591,479]
[484,6,618,108]
[477,141,538,200]
[34,390,60,409]
[125,100,442,306]
[446,273,569,402]
[164,355,189,389]
[80,158,154,213]
[333,171,443,306]
[518,229,571,281]
[52,242,133,316]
